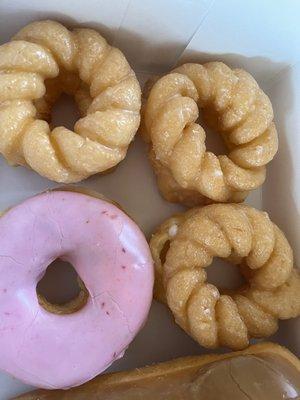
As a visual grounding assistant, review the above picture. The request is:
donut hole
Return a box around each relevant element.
[206,258,247,292]
[51,93,80,130]
[36,259,89,315]
[35,71,85,131]
[196,111,228,156]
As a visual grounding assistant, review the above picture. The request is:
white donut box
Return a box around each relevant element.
[0,0,299,398]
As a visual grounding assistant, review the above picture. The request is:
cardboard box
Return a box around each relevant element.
[0,0,299,398]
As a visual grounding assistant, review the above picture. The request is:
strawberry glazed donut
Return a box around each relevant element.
[0,190,153,389]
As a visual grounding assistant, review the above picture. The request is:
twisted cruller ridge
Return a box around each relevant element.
[150,204,300,350]
[0,20,141,182]
[144,63,278,206]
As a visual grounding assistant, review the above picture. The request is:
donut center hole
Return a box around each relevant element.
[206,258,246,292]
[197,112,228,156]
[36,259,88,315]
[51,93,81,130]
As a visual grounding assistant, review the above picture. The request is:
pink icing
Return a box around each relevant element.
[0,191,153,389]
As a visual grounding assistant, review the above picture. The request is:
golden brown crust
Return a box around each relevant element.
[143,62,278,206]
[0,20,141,183]
[37,277,89,315]
[150,204,300,349]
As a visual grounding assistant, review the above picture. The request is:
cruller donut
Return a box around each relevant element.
[0,20,141,182]
[150,204,300,350]
[0,189,153,389]
[143,62,278,206]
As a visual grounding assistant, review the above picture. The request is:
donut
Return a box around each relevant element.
[0,189,153,389]
[143,62,278,206]
[0,20,141,182]
[150,204,300,350]
[14,342,300,399]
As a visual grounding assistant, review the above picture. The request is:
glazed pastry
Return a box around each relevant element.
[150,204,300,349]
[143,62,278,206]
[0,189,153,389]
[0,20,141,182]
[13,343,300,400]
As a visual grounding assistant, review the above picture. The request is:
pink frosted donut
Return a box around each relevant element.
[0,190,153,389]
